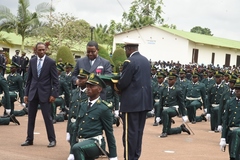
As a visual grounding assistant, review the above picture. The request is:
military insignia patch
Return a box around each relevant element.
[90,73,94,79]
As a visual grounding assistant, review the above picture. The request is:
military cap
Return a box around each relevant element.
[168,72,178,79]
[224,70,231,76]
[57,62,65,68]
[78,68,90,78]
[202,71,207,76]
[229,74,238,82]
[192,70,201,77]
[10,62,20,68]
[123,38,139,47]
[86,73,106,88]
[15,49,20,53]
[65,62,73,68]
[151,65,157,70]
[156,72,166,78]
[234,78,240,89]
[179,68,186,74]
[214,71,224,77]
[56,64,64,72]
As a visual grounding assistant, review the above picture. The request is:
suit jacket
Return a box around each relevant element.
[72,56,112,83]
[117,52,153,112]
[25,56,59,102]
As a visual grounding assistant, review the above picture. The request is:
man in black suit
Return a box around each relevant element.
[116,38,153,160]
[21,42,59,147]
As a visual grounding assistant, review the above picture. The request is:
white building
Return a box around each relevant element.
[113,25,240,67]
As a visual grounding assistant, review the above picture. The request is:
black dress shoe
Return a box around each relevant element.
[23,107,28,114]
[47,141,56,147]
[10,114,20,125]
[181,124,191,135]
[21,140,33,146]
[191,121,196,124]
[160,133,167,138]
[52,119,56,124]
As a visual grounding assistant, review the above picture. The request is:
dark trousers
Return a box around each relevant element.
[121,111,147,160]
[26,92,56,142]
[228,129,240,159]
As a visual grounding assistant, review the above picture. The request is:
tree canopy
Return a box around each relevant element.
[190,26,213,36]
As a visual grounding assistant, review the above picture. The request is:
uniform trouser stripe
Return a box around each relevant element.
[125,112,128,160]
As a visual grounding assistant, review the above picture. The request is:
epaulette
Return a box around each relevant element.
[97,99,101,104]
[102,100,113,108]
[124,60,131,63]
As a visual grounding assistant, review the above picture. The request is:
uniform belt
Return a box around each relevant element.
[186,97,201,101]
[163,105,179,110]
[229,127,240,131]
[154,99,160,103]
[78,135,103,145]
[211,104,219,107]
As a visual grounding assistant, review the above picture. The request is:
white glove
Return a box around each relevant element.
[217,125,223,132]
[67,154,74,160]
[21,103,26,107]
[109,157,118,160]
[150,109,155,114]
[66,132,70,142]
[156,117,161,123]
[182,116,189,123]
[219,138,226,152]
[114,110,119,118]
[204,108,207,113]
[6,109,11,115]
[206,114,211,121]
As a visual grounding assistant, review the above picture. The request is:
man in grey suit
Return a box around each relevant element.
[21,42,59,147]
[72,41,112,99]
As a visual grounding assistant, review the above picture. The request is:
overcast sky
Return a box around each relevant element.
[1,0,240,41]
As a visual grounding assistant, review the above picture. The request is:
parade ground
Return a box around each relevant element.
[0,103,229,160]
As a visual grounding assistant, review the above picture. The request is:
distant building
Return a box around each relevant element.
[113,25,240,67]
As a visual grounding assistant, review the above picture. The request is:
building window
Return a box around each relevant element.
[225,54,230,67]
[211,53,215,65]
[192,49,199,64]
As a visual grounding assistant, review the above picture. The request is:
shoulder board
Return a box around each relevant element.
[97,99,101,104]
[124,60,131,63]
[173,86,175,89]
[102,100,113,108]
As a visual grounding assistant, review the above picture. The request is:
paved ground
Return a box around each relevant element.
[0,103,229,160]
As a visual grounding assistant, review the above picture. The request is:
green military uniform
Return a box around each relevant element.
[66,68,90,156]
[218,74,237,127]
[7,62,24,115]
[156,73,189,137]
[184,72,206,123]
[71,73,117,159]
[221,97,240,159]
[51,65,70,122]
[0,66,11,111]
[207,71,228,131]
[175,69,190,91]
[152,72,167,125]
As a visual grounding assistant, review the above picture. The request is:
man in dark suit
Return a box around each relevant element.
[116,38,153,160]
[72,41,112,100]
[21,42,59,147]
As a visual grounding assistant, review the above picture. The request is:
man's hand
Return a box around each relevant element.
[206,114,211,121]
[182,116,189,123]
[217,125,223,132]
[6,109,11,115]
[219,138,226,152]
[24,96,28,104]
[49,96,55,103]
[114,110,119,118]
[156,117,161,123]
[66,132,70,142]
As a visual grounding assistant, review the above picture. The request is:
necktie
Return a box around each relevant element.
[87,102,92,110]
[37,58,42,77]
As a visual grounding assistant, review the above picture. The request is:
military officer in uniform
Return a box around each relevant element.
[206,71,228,132]
[71,73,118,160]
[220,78,240,160]
[12,50,21,73]
[51,64,70,123]
[66,68,89,160]
[152,71,167,126]
[156,72,190,138]
[6,62,24,115]
[184,71,207,124]
[19,52,29,77]
[217,74,237,132]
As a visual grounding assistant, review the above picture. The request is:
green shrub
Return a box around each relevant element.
[112,48,127,72]
[56,46,75,65]
[98,45,114,71]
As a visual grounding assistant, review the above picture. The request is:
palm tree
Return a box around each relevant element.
[0,0,54,52]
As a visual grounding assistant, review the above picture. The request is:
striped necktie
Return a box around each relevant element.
[37,58,42,77]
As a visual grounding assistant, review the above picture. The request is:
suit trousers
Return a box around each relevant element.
[121,111,148,160]
[27,92,56,142]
